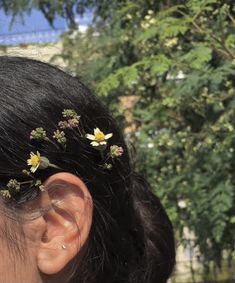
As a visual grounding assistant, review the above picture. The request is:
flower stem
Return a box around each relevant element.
[49,163,61,170]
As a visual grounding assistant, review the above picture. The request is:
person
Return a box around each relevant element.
[0,56,175,283]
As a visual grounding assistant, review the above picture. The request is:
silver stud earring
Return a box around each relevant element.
[61,244,67,250]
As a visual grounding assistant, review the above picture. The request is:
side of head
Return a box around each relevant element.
[0,56,176,283]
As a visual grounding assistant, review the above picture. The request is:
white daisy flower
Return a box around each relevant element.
[86,128,113,147]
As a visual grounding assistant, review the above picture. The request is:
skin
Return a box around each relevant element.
[0,173,93,283]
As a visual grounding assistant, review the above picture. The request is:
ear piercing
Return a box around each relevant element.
[61,244,67,250]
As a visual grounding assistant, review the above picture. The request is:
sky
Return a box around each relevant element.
[0,9,92,45]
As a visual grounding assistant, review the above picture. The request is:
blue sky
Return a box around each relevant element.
[0,9,66,35]
[0,9,92,45]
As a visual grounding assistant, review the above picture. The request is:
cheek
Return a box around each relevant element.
[0,236,17,281]
[0,215,36,282]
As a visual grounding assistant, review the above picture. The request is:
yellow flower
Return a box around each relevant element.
[164,37,178,48]
[86,128,113,147]
[27,151,50,173]
[27,151,41,173]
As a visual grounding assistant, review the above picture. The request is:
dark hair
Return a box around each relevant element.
[0,56,175,283]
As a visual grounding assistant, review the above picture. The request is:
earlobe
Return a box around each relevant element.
[36,173,93,275]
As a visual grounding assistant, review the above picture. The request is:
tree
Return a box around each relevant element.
[1,0,235,278]
[57,0,235,275]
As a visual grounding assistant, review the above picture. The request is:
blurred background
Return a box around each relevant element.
[0,1,234,282]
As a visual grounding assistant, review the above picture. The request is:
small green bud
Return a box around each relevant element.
[30,127,47,141]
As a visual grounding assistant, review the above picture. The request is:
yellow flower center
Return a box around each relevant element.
[95,131,105,142]
[30,155,41,167]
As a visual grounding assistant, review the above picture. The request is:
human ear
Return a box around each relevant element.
[35,172,93,275]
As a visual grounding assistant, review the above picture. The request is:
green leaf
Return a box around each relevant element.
[181,45,212,69]
[97,73,120,97]
[150,55,172,75]
[230,216,235,224]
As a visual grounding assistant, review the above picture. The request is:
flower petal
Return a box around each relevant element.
[94,128,102,135]
[30,164,39,173]
[99,141,107,145]
[91,141,100,147]
[105,133,113,140]
[86,134,95,140]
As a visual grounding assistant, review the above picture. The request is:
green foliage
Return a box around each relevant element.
[181,45,212,69]
[56,0,235,271]
[2,0,235,276]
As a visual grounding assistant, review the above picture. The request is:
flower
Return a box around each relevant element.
[164,37,178,48]
[58,118,79,129]
[34,179,45,191]
[110,145,124,158]
[62,109,80,120]
[27,151,50,173]
[67,118,79,128]
[58,121,68,129]
[22,169,31,176]
[27,151,41,172]
[30,127,47,140]
[1,190,11,199]
[103,163,113,170]
[7,179,21,192]
[53,130,67,146]
[86,128,113,147]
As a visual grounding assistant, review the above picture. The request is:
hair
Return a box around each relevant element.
[0,56,175,283]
